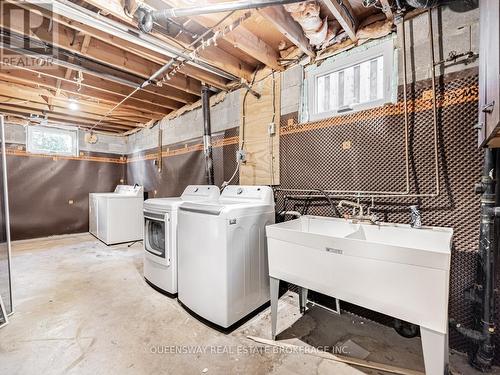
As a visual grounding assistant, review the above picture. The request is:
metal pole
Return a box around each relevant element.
[150,0,304,19]
[202,86,214,185]
[0,115,13,315]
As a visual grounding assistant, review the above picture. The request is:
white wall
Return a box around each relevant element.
[128,90,241,154]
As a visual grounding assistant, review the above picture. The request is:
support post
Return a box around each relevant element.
[202,85,214,185]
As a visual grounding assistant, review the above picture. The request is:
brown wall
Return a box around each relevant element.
[126,128,239,199]
[7,148,125,240]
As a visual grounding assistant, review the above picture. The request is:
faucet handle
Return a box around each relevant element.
[409,205,422,228]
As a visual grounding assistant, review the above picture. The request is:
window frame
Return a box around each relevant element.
[26,125,79,157]
[306,36,396,122]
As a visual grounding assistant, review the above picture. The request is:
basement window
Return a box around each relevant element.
[27,126,79,157]
[305,36,396,122]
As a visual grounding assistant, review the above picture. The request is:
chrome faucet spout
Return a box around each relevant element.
[337,200,364,216]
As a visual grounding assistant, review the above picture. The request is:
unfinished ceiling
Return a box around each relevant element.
[0,0,395,134]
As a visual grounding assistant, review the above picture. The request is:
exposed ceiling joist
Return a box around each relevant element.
[77,0,254,82]
[258,5,315,58]
[1,2,199,103]
[0,106,133,133]
[322,0,358,41]
[162,1,283,71]
[0,81,152,127]
[0,11,217,94]
[379,0,394,20]
[0,68,173,116]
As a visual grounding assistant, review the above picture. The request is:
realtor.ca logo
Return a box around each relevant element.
[0,1,57,68]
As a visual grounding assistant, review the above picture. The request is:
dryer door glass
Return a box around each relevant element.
[145,217,165,258]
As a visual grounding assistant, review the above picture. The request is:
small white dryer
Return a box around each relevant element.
[177,185,275,328]
[143,185,220,295]
[89,185,144,245]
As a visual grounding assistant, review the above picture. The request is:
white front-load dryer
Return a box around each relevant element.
[143,185,220,295]
[177,185,275,328]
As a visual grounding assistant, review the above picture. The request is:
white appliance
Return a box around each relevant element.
[177,185,275,328]
[89,185,144,245]
[143,185,220,295]
[266,215,453,375]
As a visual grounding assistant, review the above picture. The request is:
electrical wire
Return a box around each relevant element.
[221,159,241,190]
[269,70,276,185]
[241,69,259,151]
[89,11,236,132]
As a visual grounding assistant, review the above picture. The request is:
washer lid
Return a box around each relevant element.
[179,200,275,218]
[144,185,220,213]
[144,197,183,212]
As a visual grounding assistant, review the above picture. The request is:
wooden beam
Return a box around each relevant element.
[162,2,282,71]
[0,68,166,121]
[379,0,394,21]
[77,0,253,82]
[0,5,212,94]
[258,5,315,58]
[321,0,358,41]
[0,81,152,127]
[0,106,133,133]
[0,63,176,115]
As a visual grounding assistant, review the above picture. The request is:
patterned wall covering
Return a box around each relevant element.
[276,71,485,358]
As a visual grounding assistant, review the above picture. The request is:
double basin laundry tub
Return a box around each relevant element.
[266,215,453,375]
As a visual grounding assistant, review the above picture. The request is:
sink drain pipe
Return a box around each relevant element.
[202,85,215,185]
[451,148,499,371]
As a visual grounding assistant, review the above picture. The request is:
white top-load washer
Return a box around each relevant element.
[143,185,220,295]
[177,185,275,328]
[89,185,144,245]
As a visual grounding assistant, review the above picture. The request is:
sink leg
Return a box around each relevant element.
[421,327,449,375]
[299,287,308,314]
[270,277,280,340]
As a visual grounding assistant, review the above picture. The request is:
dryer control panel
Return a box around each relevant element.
[181,185,220,201]
[114,185,144,196]
[221,185,273,204]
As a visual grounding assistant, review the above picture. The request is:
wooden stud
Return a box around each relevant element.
[258,5,315,58]
[321,0,358,41]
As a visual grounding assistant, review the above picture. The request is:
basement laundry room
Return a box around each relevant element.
[0,0,497,374]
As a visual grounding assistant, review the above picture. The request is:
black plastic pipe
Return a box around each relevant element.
[202,85,214,185]
[471,148,497,370]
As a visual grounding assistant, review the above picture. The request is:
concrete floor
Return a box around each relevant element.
[0,233,496,375]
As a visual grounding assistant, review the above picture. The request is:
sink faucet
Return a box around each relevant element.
[409,205,422,229]
[337,200,379,224]
[338,200,364,216]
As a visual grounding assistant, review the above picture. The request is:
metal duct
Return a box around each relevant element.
[202,85,214,185]
[138,0,305,33]
[404,0,440,8]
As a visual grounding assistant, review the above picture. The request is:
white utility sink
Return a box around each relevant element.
[266,215,453,375]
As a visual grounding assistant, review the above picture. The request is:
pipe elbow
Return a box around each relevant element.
[137,9,154,33]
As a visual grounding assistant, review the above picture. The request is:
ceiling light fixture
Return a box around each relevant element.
[68,98,79,111]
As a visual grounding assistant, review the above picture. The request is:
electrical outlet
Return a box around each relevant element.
[268,122,276,136]
[236,149,246,163]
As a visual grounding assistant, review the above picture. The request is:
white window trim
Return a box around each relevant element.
[26,125,79,157]
[305,36,396,122]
